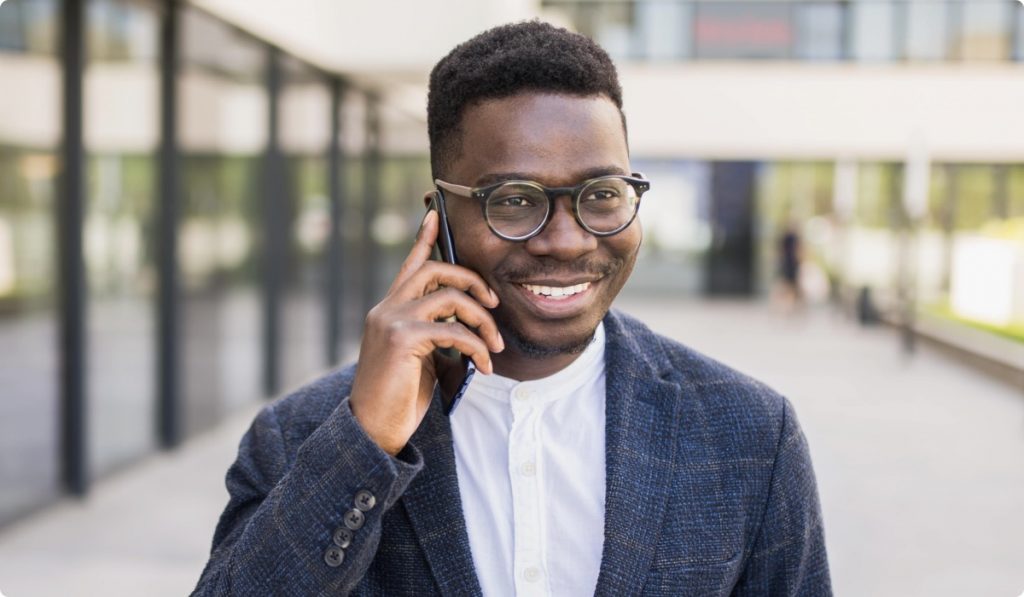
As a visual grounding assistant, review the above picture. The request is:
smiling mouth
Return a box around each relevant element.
[520,281,592,300]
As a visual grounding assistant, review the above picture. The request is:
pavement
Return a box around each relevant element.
[0,295,1022,597]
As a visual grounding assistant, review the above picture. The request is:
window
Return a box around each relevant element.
[0,0,60,525]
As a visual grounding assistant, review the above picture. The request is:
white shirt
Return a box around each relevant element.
[450,323,607,597]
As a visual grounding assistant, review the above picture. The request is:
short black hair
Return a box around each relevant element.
[427,20,625,179]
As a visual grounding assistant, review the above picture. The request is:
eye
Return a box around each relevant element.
[490,194,535,208]
[581,186,623,204]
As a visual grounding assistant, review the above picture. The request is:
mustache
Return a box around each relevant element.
[495,257,621,282]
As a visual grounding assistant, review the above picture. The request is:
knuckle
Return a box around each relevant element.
[364,305,382,328]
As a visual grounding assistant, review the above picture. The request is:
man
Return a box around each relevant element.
[194,21,830,596]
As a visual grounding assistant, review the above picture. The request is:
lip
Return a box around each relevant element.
[507,277,602,319]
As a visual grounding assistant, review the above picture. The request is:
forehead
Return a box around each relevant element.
[449,93,629,187]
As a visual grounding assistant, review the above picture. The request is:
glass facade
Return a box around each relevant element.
[905,2,950,61]
[694,2,792,60]
[179,8,267,432]
[83,0,159,476]
[543,0,1024,63]
[958,2,1012,61]
[1,0,370,525]
[280,56,331,390]
[851,2,897,62]
[0,0,61,526]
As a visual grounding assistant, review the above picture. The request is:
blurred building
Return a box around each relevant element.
[1,0,1022,526]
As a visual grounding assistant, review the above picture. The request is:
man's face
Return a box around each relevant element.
[442,92,641,358]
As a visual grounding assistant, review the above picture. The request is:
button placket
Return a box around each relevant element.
[509,385,546,597]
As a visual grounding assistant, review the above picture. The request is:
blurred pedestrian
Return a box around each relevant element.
[777,223,803,311]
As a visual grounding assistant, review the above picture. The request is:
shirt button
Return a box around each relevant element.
[354,489,376,512]
[519,461,536,477]
[514,387,533,401]
[333,527,353,548]
[324,546,345,567]
[343,508,365,530]
[523,566,542,582]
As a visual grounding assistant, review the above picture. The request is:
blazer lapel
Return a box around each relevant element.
[400,392,483,597]
[595,311,684,596]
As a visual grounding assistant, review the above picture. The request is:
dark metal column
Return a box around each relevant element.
[262,46,284,397]
[157,0,182,449]
[361,92,382,318]
[326,78,345,366]
[59,0,87,495]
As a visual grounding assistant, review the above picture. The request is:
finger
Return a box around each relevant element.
[390,210,438,293]
[395,260,499,308]
[412,288,504,353]
[414,320,495,375]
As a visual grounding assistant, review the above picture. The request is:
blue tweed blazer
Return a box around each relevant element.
[194,309,831,596]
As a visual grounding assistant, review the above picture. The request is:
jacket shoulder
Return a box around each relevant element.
[607,309,791,441]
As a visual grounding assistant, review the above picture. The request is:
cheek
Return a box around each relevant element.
[447,207,503,271]
[613,221,643,261]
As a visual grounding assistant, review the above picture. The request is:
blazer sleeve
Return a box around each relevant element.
[192,396,423,596]
[732,399,832,596]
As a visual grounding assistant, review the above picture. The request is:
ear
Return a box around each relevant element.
[423,190,437,209]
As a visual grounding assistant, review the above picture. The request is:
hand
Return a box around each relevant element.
[349,210,504,455]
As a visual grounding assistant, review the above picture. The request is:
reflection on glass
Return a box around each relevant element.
[180,9,266,435]
[84,0,159,477]
[953,165,997,230]
[694,2,792,60]
[0,0,60,525]
[957,1,1010,61]
[281,56,331,390]
[635,0,692,60]
[1016,5,1024,61]
[852,2,896,62]
[1009,166,1024,218]
[795,3,843,61]
[855,163,899,228]
[905,1,949,61]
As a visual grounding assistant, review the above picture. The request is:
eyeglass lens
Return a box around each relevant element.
[483,177,639,239]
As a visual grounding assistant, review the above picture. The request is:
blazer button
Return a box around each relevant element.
[333,527,353,548]
[324,546,345,567]
[354,490,376,512]
[344,508,365,530]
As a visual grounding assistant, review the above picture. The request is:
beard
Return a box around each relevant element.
[494,311,597,359]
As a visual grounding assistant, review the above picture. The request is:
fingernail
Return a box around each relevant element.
[489,288,499,304]
[417,211,433,239]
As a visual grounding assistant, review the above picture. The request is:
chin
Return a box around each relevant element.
[497,313,600,359]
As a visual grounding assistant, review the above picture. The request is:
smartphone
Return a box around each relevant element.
[428,188,477,416]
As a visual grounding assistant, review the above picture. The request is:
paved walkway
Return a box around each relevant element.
[0,296,1021,596]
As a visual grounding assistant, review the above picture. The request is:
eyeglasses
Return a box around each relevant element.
[434,173,650,242]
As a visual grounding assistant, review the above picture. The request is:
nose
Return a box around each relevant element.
[523,195,598,260]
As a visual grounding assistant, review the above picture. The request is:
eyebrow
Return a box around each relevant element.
[474,165,628,187]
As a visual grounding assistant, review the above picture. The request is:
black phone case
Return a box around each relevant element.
[429,188,475,416]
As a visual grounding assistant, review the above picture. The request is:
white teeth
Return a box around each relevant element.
[522,282,591,299]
